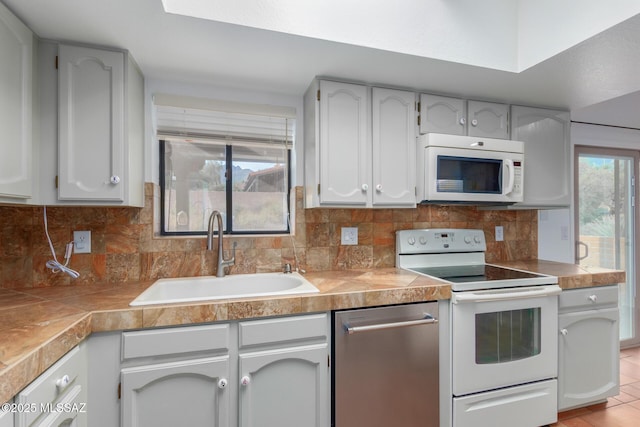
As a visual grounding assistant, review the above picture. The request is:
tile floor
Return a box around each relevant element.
[551,346,640,426]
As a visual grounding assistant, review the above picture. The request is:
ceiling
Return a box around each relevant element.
[4,0,640,129]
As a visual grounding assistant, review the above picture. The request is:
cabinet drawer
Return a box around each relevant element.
[559,285,618,312]
[16,346,83,427]
[122,323,230,360]
[239,313,328,348]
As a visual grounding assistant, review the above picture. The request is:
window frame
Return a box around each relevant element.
[159,139,292,236]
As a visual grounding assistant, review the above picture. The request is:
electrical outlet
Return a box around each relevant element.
[73,231,91,254]
[341,227,358,245]
[495,226,504,242]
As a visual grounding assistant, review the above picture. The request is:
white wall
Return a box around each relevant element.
[517,0,640,70]
[144,78,304,186]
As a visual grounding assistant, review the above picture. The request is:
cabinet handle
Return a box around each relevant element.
[471,119,478,127]
[588,295,598,303]
[361,184,369,192]
[56,374,71,391]
[560,329,568,336]
[218,378,228,389]
[240,375,251,386]
[110,175,121,185]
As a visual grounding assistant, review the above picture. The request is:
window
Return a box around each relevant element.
[156,96,294,235]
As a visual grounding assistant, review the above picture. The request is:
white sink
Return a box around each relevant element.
[130,272,319,306]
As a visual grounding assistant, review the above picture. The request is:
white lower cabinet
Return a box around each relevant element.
[237,313,329,427]
[0,400,14,427]
[88,313,330,427]
[558,285,619,411]
[14,344,87,427]
[121,357,230,426]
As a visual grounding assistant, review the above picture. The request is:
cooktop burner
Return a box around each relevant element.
[407,264,543,283]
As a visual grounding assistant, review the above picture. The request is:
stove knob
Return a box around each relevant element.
[474,236,482,244]
[419,236,427,245]
[407,236,416,245]
[464,236,472,244]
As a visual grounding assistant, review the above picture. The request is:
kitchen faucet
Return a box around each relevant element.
[207,210,236,277]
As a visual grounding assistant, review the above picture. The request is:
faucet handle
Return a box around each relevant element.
[283,263,292,273]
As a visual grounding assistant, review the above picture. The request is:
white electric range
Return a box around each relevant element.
[397,229,561,427]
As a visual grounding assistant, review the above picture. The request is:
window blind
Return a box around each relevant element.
[154,94,295,148]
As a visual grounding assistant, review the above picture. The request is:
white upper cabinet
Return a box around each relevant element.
[304,80,416,208]
[467,100,509,139]
[419,95,509,139]
[56,44,144,206]
[0,2,34,201]
[510,106,571,208]
[372,87,416,206]
[317,80,370,206]
[418,94,465,135]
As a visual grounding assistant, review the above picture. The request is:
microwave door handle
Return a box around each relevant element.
[503,159,515,194]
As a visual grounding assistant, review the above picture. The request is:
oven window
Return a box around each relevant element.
[437,156,502,193]
[475,308,541,364]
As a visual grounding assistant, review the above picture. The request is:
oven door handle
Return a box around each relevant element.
[451,285,561,304]
[344,314,438,334]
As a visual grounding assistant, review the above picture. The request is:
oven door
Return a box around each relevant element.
[451,284,561,396]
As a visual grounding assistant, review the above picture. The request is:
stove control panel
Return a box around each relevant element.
[396,228,486,254]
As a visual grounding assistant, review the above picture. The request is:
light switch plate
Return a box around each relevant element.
[341,227,358,245]
[73,230,91,254]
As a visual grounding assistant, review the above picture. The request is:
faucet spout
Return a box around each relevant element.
[207,210,235,277]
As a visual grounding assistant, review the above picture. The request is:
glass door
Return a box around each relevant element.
[575,146,639,346]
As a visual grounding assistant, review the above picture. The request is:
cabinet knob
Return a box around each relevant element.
[471,119,478,127]
[459,118,466,126]
[56,374,71,391]
[376,184,382,192]
[218,378,228,389]
[588,295,598,303]
[560,329,568,336]
[240,375,251,386]
[110,175,121,185]
[361,184,369,192]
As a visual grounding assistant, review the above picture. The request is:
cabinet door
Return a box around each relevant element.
[511,106,570,207]
[0,2,33,199]
[419,94,465,135]
[467,100,509,139]
[558,308,619,410]
[121,357,230,427]
[58,45,125,201]
[372,88,416,206]
[319,81,369,205]
[238,344,329,427]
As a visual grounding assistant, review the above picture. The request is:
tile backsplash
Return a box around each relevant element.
[0,184,537,288]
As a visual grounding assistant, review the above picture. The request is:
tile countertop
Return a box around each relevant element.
[0,261,625,404]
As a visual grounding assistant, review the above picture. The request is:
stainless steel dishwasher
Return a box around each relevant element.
[333,302,439,427]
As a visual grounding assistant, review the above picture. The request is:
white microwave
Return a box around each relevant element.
[417,133,524,205]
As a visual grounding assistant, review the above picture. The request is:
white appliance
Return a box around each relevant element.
[417,133,524,205]
[396,229,560,427]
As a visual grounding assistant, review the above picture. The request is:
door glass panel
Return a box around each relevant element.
[475,308,541,364]
[437,156,501,193]
[576,150,636,343]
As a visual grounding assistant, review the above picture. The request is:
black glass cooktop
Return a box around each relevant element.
[408,264,543,283]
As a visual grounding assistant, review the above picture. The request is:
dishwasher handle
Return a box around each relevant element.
[344,313,438,335]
